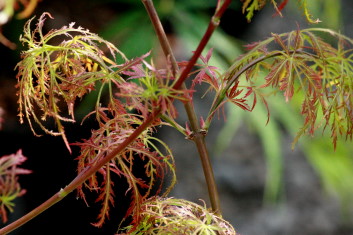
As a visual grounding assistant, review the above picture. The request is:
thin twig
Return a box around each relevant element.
[205,50,315,127]
[0,112,158,234]
[142,0,231,214]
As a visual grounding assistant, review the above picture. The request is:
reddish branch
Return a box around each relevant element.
[142,0,231,215]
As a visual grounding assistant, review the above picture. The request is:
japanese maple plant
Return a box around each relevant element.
[1,0,353,234]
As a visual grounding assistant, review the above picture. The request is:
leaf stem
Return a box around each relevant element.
[205,49,313,127]
[142,0,231,215]
[206,54,270,127]
[172,2,231,90]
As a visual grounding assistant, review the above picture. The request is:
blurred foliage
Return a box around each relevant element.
[289,0,342,30]
[99,0,242,67]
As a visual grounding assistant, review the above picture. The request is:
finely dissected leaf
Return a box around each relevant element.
[219,28,353,149]
[118,60,192,119]
[190,48,224,95]
[74,102,176,227]
[241,0,267,22]
[241,0,290,22]
[270,92,353,213]
[16,13,183,227]
[120,197,236,235]
[0,150,31,223]
[16,12,128,152]
[241,0,320,24]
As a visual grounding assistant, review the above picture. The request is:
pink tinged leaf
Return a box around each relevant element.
[200,48,214,64]
[226,82,258,112]
[37,12,54,31]
[0,150,31,223]
[245,87,257,111]
[192,71,206,90]
[244,41,261,51]
[272,33,289,54]
[91,165,115,228]
[227,80,240,98]
[292,28,304,51]
[200,116,206,130]
[185,122,192,137]
[259,94,270,124]
[120,52,152,79]
[0,149,32,175]
[122,64,145,80]
[244,86,253,98]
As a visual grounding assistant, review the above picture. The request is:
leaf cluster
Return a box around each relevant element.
[189,28,353,151]
[74,101,176,227]
[0,150,31,223]
[117,61,191,119]
[15,13,189,228]
[218,28,353,148]
[121,197,236,235]
[16,12,129,151]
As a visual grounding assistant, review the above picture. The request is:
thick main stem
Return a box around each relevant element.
[182,90,221,214]
[142,0,231,214]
